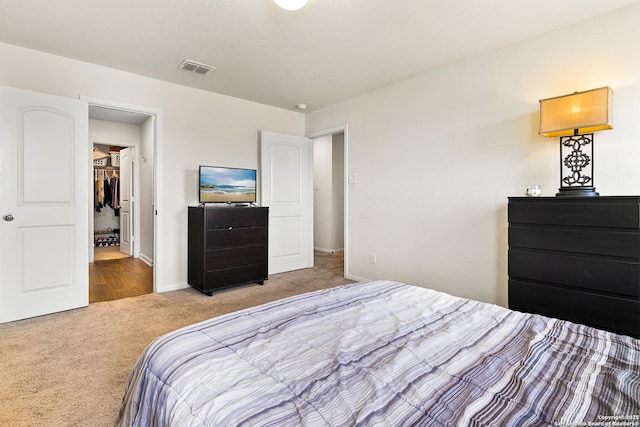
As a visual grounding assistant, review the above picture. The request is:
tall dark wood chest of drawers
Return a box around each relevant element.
[508,196,640,338]
[188,206,268,295]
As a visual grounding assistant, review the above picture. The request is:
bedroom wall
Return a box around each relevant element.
[306,3,640,306]
[0,41,305,292]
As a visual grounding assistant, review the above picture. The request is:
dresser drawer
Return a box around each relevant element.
[206,227,267,249]
[509,249,640,298]
[509,226,640,258]
[206,263,268,289]
[206,207,267,229]
[509,280,640,337]
[509,199,640,228]
[206,245,266,269]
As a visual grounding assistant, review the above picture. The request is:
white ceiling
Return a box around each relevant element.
[1,0,638,112]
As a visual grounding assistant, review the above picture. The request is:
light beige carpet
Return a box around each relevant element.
[0,252,352,427]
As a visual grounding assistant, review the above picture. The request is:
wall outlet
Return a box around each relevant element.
[369,253,377,264]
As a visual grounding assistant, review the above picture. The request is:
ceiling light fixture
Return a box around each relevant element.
[274,0,308,11]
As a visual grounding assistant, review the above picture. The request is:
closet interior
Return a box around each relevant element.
[93,144,124,260]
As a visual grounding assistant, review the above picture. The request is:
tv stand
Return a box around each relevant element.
[187,205,269,296]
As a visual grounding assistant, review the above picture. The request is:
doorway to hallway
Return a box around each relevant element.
[309,126,348,279]
[89,257,152,303]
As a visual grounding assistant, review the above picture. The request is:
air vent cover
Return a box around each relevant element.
[179,59,215,75]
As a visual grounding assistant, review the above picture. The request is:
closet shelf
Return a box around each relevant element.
[94,235,119,247]
[94,228,120,247]
[95,228,119,235]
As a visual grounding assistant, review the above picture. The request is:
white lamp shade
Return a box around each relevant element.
[274,0,308,10]
[539,86,613,137]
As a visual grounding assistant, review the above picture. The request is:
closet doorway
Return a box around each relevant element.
[87,102,160,303]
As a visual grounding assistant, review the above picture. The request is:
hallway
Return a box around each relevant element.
[89,257,153,303]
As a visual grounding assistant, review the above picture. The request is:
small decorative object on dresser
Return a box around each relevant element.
[508,196,640,338]
[525,185,541,197]
[188,205,268,296]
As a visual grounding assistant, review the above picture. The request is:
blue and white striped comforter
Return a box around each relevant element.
[116,280,640,426]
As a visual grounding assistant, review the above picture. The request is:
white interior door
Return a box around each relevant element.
[260,131,313,274]
[0,85,89,324]
[119,147,134,256]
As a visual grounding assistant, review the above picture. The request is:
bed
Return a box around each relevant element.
[116,280,640,426]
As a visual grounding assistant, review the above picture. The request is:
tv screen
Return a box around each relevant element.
[199,166,257,204]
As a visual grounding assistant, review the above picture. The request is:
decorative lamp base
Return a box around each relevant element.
[556,186,599,197]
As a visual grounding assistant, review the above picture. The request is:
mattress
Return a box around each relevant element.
[116,280,640,426]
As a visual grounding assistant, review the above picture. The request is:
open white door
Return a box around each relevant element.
[119,147,134,256]
[260,131,313,274]
[0,86,89,324]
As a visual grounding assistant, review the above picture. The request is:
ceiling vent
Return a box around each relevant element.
[179,59,215,75]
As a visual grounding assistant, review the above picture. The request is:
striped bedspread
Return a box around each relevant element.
[116,280,640,426]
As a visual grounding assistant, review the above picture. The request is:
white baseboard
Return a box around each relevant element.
[157,283,189,293]
[139,253,154,267]
[314,247,344,255]
[346,273,369,282]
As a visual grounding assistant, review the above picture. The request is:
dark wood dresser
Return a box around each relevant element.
[188,206,268,295]
[508,196,640,338]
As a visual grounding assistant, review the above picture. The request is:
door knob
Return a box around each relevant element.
[3,213,15,222]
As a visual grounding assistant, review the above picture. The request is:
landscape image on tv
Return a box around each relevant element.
[199,166,257,203]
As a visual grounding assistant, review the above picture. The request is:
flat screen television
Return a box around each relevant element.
[199,165,257,204]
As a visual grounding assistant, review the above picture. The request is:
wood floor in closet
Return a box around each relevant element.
[89,252,153,303]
